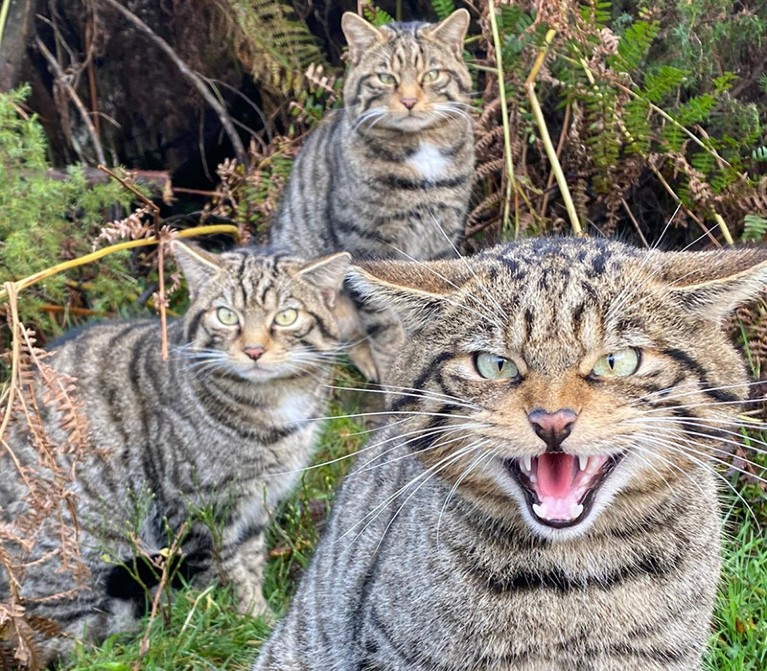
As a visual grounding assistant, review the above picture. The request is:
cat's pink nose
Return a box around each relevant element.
[244,345,266,361]
[528,409,577,452]
[400,97,417,110]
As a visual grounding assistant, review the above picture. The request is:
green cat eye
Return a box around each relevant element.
[591,349,640,378]
[216,307,239,326]
[378,72,396,85]
[422,69,440,83]
[474,352,519,380]
[273,308,298,327]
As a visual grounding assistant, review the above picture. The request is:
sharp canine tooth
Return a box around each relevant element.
[578,455,588,471]
[570,503,584,519]
[523,455,532,473]
[532,502,547,519]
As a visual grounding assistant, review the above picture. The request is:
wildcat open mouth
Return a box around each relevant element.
[505,452,625,528]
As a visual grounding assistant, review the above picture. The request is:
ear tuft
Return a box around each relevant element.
[171,241,223,300]
[341,12,385,65]
[298,252,352,307]
[345,259,462,335]
[650,247,767,321]
[423,8,470,56]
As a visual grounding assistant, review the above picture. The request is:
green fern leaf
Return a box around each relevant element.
[610,20,659,72]
[743,214,767,242]
[642,65,687,104]
[431,0,455,21]
[362,5,394,26]
[228,0,326,96]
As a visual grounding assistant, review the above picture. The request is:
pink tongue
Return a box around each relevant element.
[536,453,577,498]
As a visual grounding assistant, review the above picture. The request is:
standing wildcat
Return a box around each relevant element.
[254,237,767,671]
[0,242,350,663]
[272,9,474,261]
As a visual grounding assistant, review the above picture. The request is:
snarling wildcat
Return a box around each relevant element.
[254,236,767,671]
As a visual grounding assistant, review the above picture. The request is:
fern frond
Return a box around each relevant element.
[742,214,767,242]
[361,4,394,26]
[431,0,456,22]
[227,0,326,97]
[610,20,659,72]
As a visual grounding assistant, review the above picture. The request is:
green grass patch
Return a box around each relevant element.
[707,516,767,670]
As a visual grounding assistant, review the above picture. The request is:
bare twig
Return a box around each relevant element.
[132,521,189,671]
[95,0,248,167]
[539,103,571,220]
[647,163,721,248]
[97,165,159,213]
[35,36,106,165]
[620,197,649,248]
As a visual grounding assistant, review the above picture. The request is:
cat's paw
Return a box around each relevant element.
[235,581,272,619]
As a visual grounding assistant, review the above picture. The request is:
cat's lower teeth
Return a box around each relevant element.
[532,501,583,521]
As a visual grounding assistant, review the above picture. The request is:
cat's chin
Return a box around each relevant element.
[365,111,445,133]
[503,452,626,533]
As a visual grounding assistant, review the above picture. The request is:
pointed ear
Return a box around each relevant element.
[342,12,385,65]
[653,248,767,321]
[297,252,352,307]
[423,8,470,56]
[346,259,462,334]
[171,241,223,300]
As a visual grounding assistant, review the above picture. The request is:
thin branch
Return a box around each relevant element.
[0,283,21,448]
[132,521,189,671]
[95,0,248,167]
[647,163,721,248]
[97,165,159,213]
[620,197,649,248]
[539,103,570,220]
[35,36,106,165]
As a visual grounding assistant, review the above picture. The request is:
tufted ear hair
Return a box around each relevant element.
[171,241,224,300]
[341,12,386,65]
[346,258,465,335]
[422,8,470,57]
[647,247,767,322]
[297,252,352,307]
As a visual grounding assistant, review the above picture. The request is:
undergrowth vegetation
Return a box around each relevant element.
[2,0,767,668]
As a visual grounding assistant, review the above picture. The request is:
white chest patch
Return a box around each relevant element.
[276,394,313,425]
[408,143,448,182]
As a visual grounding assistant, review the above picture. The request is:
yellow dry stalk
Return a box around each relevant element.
[525,30,583,237]
[0,225,240,302]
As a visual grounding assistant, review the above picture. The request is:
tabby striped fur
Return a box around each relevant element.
[271,10,474,261]
[0,243,350,662]
[254,237,767,670]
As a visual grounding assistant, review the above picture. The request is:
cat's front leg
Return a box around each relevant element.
[220,528,270,617]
